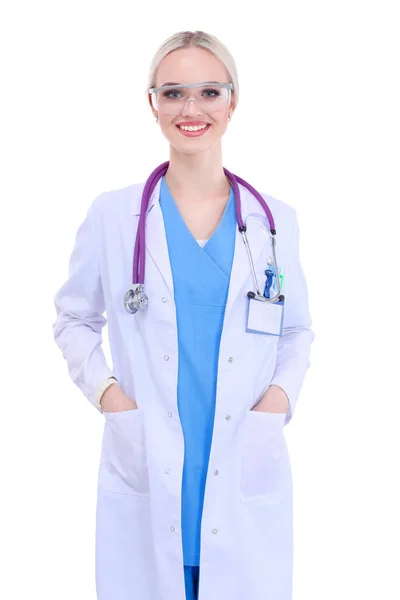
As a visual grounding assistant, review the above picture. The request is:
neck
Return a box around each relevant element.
[165,144,230,200]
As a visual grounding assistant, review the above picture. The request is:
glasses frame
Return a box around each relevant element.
[148,81,234,94]
[148,82,233,113]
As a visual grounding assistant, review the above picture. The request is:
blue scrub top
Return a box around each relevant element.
[159,176,236,566]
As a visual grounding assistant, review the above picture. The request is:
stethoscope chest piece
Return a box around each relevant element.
[124,284,149,314]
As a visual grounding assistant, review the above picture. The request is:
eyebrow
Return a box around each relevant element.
[160,80,221,86]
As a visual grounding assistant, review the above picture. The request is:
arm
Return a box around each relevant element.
[52,196,115,412]
[262,210,315,425]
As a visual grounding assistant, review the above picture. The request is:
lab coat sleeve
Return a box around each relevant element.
[269,210,315,425]
[52,195,115,411]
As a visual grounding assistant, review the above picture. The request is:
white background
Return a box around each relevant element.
[1,1,399,598]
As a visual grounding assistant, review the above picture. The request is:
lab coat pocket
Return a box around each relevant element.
[240,410,291,503]
[99,408,150,497]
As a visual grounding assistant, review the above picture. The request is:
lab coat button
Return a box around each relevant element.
[165,469,171,474]
[214,469,219,476]
[212,528,218,534]
[167,412,172,417]
[228,356,234,362]
[170,526,175,532]
[164,355,169,361]
[161,297,167,303]
[225,414,231,421]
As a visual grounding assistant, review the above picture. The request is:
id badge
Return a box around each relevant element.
[246,298,284,336]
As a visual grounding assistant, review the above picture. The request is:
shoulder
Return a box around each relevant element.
[260,192,297,230]
[244,184,297,243]
[88,182,145,220]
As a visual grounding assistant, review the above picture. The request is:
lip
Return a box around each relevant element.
[175,122,212,137]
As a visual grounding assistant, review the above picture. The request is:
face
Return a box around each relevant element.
[149,47,235,155]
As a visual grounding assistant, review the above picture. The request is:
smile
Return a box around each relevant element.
[176,123,211,137]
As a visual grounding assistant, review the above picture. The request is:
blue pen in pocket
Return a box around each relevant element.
[263,269,274,299]
[265,259,284,295]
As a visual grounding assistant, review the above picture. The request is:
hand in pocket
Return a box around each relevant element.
[101,384,138,413]
[251,384,289,414]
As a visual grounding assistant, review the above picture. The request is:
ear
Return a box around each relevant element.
[229,93,236,116]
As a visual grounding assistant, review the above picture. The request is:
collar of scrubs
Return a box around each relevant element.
[159,175,236,302]
[159,175,235,253]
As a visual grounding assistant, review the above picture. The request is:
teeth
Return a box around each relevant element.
[179,124,208,131]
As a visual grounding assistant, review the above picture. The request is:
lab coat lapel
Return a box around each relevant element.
[224,184,270,320]
[132,177,269,313]
[141,178,174,296]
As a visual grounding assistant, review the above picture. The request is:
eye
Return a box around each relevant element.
[163,90,183,100]
[202,88,221,99]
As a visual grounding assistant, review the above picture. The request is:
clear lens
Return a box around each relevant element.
[150,83,231,115]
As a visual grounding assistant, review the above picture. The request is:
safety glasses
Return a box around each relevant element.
[148,81,233,115]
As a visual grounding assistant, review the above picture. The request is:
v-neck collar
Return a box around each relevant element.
[144,174,273,322]
[160,176,234,252]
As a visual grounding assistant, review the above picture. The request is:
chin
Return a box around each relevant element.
[169,130,224,153]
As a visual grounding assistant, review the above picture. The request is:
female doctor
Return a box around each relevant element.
[53,30,314,600]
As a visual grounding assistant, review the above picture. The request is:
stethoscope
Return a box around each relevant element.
[124,161,284,314]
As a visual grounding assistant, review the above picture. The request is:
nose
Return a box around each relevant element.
[181,97,203,117]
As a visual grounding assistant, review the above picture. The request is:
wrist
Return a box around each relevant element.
[100,382,119,408]
[258,385,289,413]
[96,377,120,412]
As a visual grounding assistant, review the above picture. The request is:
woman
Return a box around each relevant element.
[53,30,314,600]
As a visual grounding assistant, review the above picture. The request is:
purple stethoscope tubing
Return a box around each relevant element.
[133,161,276,286]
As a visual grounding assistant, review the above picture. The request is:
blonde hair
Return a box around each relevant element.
[146,30,239,109]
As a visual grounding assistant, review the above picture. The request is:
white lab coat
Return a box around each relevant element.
[53,175,314,600]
